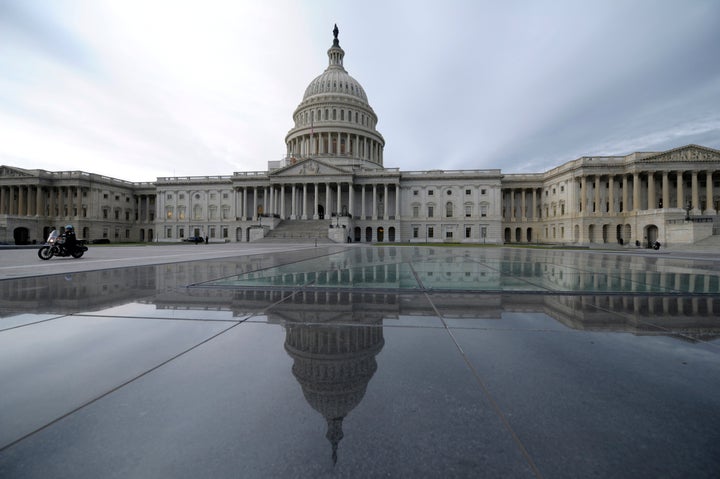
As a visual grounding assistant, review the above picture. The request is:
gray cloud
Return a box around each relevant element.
[1,0,718,182]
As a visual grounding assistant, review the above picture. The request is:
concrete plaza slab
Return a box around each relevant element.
[0,244,719,478]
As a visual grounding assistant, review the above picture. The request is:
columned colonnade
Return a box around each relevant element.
[0,184,85,217]
[232,181,400,220]
[287,131,383,165]
[574,169,717,215]
[0,184,155,222]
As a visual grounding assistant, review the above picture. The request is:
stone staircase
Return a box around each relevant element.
[262,219,334,243]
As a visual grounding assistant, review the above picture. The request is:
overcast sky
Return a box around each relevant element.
[1,0,719,182]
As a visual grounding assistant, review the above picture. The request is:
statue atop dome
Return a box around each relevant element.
[333,24,339,47]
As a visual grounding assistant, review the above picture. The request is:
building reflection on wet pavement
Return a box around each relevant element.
[1,246,719,478]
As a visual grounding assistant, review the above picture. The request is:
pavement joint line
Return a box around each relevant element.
[0,320,244,454]
[423,291,545,479]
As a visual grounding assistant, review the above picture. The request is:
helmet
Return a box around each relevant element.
[65,225,74,232]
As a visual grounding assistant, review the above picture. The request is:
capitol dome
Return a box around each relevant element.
[284,25,385,170]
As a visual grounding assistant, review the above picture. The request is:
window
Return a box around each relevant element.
[412,206,419,218]
[446,190,452,195]
[428,227,434,238]
[103,194,108,199]
[413,190,418,196]
[428,190,434,196]
[446,202,453,217]
[480,205,488,217]
[560,185,565,192]
[481,226,487,239]
[179,194,185,200]
[223,193,229,199]
[223,228,229,239]
[465,205,472,217]
[166,228,172,238]
[114,210,119,220]
[179,228,185,238]
[428,206,434,218]
[465,227,471,238]
[481,189,486,195]
[166,194,173,200]
[413,226,419,238]
[465,189,471,195]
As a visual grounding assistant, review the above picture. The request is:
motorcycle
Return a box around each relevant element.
[37,230,89,260]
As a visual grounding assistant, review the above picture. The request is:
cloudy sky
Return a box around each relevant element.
[1,0,719,182]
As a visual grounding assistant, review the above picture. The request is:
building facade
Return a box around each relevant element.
[2,28,719,247]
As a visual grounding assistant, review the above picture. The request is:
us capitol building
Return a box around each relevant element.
[1,26,719,247]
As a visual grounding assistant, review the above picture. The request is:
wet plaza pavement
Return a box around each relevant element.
[1,244,719,478]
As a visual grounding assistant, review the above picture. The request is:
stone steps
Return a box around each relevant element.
[263,220,331,243]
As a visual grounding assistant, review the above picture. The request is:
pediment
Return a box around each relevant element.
[271,158,350,177]
[643,145,720,164]
[0,165,35,178]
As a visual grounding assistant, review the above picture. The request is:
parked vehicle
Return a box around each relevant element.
[37,230,88,260]
[182,236,204,244]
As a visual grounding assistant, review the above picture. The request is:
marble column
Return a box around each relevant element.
[647,172,656,210]
[313,183,318,219]
[594,176,600,215]
[384,183,389,219]
[18,186,25,216]
[372,184,377,220]
[361,186,366,219]
[280,185,285,218]
[510,189,515,220]
[303,183,308,219]
[35,185,43,216]
[632,173,640,211]
[622,175,628,213]
[676,171,684,209]
[705,171,715,214]
[395,184,400,220]
[349,184,354,217]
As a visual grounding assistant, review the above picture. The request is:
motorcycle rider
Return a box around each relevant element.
[61,225,77,253]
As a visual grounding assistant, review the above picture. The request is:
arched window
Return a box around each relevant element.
[446,202,453,217]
